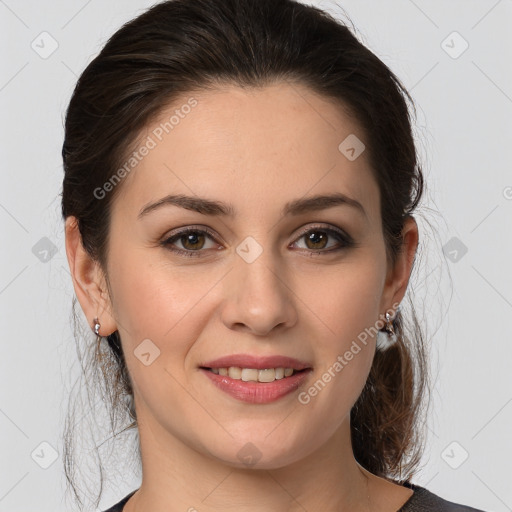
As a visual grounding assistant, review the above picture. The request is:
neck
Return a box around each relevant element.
[126,415,372,512]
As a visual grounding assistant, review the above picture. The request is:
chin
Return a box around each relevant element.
[202,433,311,471]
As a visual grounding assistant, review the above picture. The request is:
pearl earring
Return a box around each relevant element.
[93,317,101,336]
[376,311,397,351]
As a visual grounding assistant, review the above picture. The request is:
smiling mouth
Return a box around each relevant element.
[200,366,308,383]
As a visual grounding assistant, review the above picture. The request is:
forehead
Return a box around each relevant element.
[110,82,380,224]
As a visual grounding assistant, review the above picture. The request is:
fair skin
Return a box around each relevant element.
[65,82,419,511]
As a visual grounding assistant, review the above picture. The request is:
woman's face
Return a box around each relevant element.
[92,82,412,468]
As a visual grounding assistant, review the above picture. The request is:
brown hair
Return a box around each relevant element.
[61,0,431,508]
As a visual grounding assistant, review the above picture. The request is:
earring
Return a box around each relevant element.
[376,311,397,351]
[93,317,101,336]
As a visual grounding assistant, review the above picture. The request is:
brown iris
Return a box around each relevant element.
[304,230,328,250]
[180,232,206,250]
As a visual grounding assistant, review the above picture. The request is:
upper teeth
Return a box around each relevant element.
[210,367,295,382]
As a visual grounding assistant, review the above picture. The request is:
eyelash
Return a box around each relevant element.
[160,224,355,258]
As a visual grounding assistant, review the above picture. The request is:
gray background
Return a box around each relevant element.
[1,0,511,511]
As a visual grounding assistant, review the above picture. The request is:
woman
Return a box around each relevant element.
[61,0,486,510]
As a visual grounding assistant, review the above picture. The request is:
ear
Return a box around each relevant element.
[64,216,117,336]
[379,215,419,316]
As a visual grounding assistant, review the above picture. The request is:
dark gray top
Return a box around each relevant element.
[103,482,487,511]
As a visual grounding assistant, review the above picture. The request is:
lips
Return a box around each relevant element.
[199,353,313,403]
[200,354,312,371]
[201,367,312,403]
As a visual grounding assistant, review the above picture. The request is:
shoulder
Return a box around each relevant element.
[102,490,137,512]
[399,482,488,512]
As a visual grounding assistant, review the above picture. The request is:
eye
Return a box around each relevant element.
[291,224,354,254]
[161,226,220,257]
[161,224,355,258]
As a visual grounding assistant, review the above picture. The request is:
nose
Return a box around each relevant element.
[220,245,298,336]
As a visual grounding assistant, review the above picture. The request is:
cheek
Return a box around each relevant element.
[292,254,384,408]
[106,246,227,384]
[296,254,385,347]
[108,246,206,338]
[106,252,219,411]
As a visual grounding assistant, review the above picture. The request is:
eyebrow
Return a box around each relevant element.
[138,192,367,220]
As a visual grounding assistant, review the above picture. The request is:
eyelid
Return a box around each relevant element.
[292,223,352,242]
[162,224,221,243]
